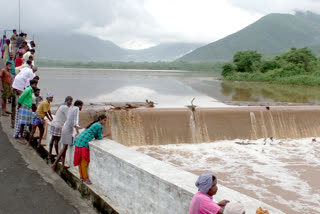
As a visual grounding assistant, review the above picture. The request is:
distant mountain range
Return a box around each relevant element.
[36,33,203,62]
[179,11,320,62]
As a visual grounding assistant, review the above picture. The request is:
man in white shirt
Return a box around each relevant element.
[12,66,38,95]
[48,96,73,159]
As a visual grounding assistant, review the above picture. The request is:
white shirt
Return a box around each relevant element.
[12,67,35,91]
[63,106,80,129]
[51,105,70,128]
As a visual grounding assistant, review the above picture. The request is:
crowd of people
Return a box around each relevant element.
[0,29,111,186]
[0,30,269,214]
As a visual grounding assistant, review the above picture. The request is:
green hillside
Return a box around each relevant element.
[179,12,320,62]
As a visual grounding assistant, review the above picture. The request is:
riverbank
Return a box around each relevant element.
[37,59,223,73]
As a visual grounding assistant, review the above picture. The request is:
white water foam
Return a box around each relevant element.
[134,138,320,214]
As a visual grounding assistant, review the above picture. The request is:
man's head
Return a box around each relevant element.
[3,35,6,39]
[6,61,12,70]
[46,92,54,103]
[224,202,245,214]
[9,53,13,60]
[29,79,38,90]
[30,41,36,48]
[195,173,218,196]
[30,49,35,54]
[17,52,23,58]
[23,33,27,38]
[19,32,24,37]
[29,55,34,62]
[34,88,40,97]
[64,96,73,107]
[13,29,17,34]
[33,76,40,81]
[74,100,84,111]
[26,60,32,67]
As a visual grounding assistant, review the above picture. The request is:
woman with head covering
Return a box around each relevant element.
[189,173,229,214]
[28,92,54,148]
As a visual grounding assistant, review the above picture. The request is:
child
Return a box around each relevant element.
[29,92,54,148]
[73,115,110,184]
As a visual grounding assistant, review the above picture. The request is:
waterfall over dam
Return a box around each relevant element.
[78,106,320,146]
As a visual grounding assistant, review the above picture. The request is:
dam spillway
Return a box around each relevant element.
[78,106,320,146]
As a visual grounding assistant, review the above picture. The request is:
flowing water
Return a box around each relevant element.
[39,67,320,213]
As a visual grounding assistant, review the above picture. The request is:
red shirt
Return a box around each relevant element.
[15,57,23,67]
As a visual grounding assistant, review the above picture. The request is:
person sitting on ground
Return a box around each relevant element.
[224,201,245,214]
[51,100,83,170]
[16,79,38,144]
[73,114,110,185]
[189,173,230,214]
[12,66,37,95]
[0,61,13,116]
[29,93,54,148]
[22,49,35,62]
[48,96,73,159]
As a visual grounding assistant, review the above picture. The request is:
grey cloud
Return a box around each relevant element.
[226,0,320,14]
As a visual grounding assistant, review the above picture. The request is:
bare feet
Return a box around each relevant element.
[84,179,92,185]
[19,139,27,145]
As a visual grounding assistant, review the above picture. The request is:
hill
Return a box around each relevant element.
[35,33,203,62]
[179,11,320,62]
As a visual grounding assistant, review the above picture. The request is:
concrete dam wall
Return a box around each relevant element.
[79,106,320,146]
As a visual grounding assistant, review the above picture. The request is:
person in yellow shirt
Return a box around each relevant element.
[29,92,54,148]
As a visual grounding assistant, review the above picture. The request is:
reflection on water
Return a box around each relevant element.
[221,81,320,104]
[38,68,320,106]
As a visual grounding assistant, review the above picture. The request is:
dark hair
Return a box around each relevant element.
[6,61,12,66]
[30,79,38,86]
[3,35,6,38]
[26,60,32,65]
[64,96,73,103]
[13,29,16,32]
[29,55,34,59]
[19,32,24,37]
[33,76,40,81]
[74,100,83,107]
[30,49,35,53]
[34,88,40,93]
[86,115,107,129]
[18,52,23,57]
[212,175,217,182]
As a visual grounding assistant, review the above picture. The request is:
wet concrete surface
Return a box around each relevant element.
[0,120,92,214]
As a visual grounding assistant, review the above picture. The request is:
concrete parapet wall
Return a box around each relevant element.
[44,123,284,214]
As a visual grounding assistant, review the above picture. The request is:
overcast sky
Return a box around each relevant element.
[0,0,320,49]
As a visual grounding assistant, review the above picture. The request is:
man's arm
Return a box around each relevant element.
[0,70,3,92]
[44,112,53,122]
[48,110,53,121]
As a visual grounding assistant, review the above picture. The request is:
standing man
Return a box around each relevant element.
[16,79,38,144]
[0,62,13,116]
[15,33,25,52]
[7,53,16,79]
[10,29,17,54]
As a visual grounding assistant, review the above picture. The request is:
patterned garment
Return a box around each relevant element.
[31,112,45,126]
[50,125,62,137]
[1,83,13,99]
[73,122,103,149]
[18,104,32,125]
[60,126,74,145]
